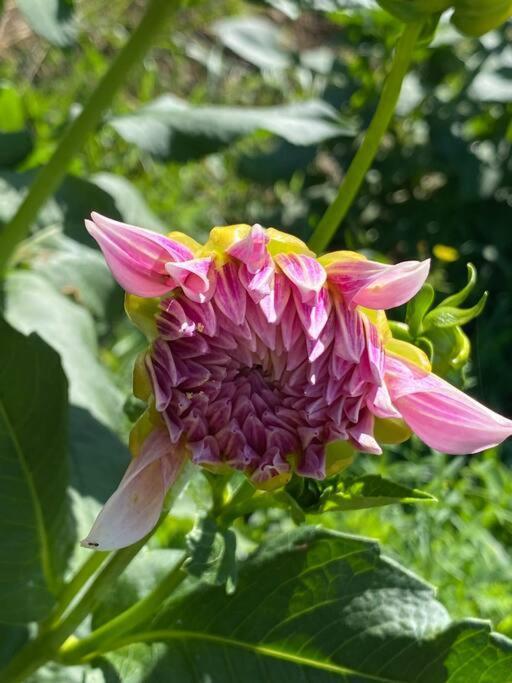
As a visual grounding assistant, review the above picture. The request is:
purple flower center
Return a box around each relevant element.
[147,265,386,484]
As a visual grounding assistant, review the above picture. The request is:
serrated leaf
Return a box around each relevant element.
[406,283,435,337]
[110,95,356,162]
[4,270,124,430]
[16,0,76,47]
[99,527,512,682]
[424,292,488,330]
[185,517,237,593]
[0,320,74,623]
[439,263,477,309]
[316,474,436,512]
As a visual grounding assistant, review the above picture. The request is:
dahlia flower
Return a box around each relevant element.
[82,213,512,550]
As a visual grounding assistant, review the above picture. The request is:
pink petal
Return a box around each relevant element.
[214,261,247,325]
[259,272,291,324]
[165,258,215,303]
[332,295,365,363]
[81,430,186,550]
[385,356,512,454]
[275,253,326,303]
[85,212,193,297]
[293,287,331,340]
[227,224,270,273]
[327,258,430,309]
[348,410,382,454]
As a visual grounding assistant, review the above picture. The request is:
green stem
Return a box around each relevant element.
[0,0,181,276]
[308,21,424,255]
[0,540,145,683]
[41,551,110,631]
[59,554,188,663]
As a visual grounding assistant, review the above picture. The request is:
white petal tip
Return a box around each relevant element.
[80,538,101,550]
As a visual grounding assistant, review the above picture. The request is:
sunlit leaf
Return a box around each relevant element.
[99,528,512,682]
[109,95,357,161]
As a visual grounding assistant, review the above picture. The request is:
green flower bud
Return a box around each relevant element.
[377,0,451,22]
[451,0,512,36]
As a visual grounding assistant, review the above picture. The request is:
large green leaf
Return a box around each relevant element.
[0,320,74,623]
[16,0,76,47]
[4,271,124,430]
[185,517,237,592]
[109,96,356,161]
[99,528,512,682]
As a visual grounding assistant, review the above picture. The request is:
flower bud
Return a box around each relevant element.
[451,0,512,36]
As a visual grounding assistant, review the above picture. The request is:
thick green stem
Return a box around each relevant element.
[40,551,110,632]
[308,21,424,254]
[59,554,188,663]
[0,540,145,683]
[0,0,181,276]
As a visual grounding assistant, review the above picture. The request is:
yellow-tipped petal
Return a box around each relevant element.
[360,307,392,344]
[385,338,432,372]
[167,231,202,253]
[325,440,355,476]
[266,228,314,257]
[374,417,412,445]
[318,250,367,269]
[199,225,251,263]
[133,351,152,401]
[125,293,160,340]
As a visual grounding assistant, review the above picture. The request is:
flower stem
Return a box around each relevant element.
[0,0,182,277]
[40,551,110,632]
[58,554,188,663]
[307,21,424,255]
[0,540,145,683]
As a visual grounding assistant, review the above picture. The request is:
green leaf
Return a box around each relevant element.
[22,231,116,321]
[423,292,488,330]
[0,85,33,167]
[213,16,293,70]
[100,528,512,682]
[4,270,124,430]
[0,319,73,623]
[253,0,377,19]
[316,474,436,512]
[109,96,357,162]
[406,283,434,337]
[185,517,237,593]
[16,0,76,47]
[439,263,477,309]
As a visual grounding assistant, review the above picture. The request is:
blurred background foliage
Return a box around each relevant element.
[1,0,511,636]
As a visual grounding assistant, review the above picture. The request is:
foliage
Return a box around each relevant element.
[0,0,511,680]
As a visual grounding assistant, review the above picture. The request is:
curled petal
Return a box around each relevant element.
[275,253,327,303]
[165,258,215,303]
[215,261,247,325]
[85,212,193,297]
[81,430,186,551]
[385,356,512,454]
[327,257,430,309]
[227,224,270,273]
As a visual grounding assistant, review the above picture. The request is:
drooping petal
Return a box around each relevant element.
[85,212,193,297]
[327,257,430,309]
[385,355,512,454]
[275,253,327,303]
[81,430,186,551]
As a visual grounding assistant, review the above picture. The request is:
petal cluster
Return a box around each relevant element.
[83,213,512,549]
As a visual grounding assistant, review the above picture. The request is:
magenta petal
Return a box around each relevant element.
[165,258,215,302]
[275,253,326,303]
[85,213,193,297]
[385,356,512,454]
[215,261,247,325]
[81,430,186,550]
[328,258,430,309]
[348,410,382,454]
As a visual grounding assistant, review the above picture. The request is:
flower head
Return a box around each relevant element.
[82,213,512,550]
